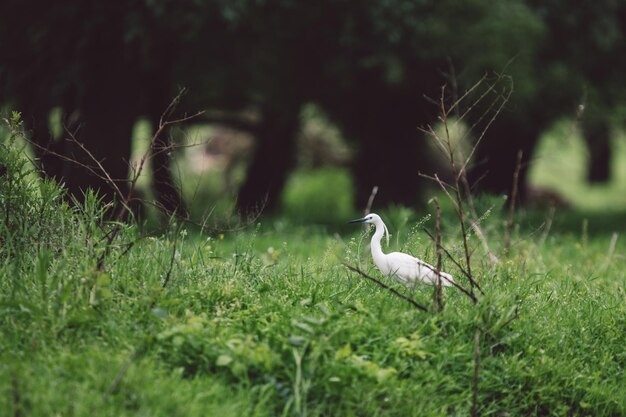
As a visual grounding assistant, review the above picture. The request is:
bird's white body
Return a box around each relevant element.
[351,213,455,287]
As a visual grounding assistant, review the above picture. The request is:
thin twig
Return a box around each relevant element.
[94,90,203,270]
[606,232,619,261]
[162,221,184,289]
[457,77,513,177]
[436,89,477,296]
[422,228,468,278]
[28,138,127,199]
[66,130,128,203]
[443,121,475,295]
[129,112,204,201]
[418,123,450,156]
[418,172,456,193]
[504,150,523,256]
[364,185,378,216]
[422,231,483,299]
[432,197,443,311]
[425,77,512,295]
[446,57,460,119]
[469,220,498,264]
[448,74,490,116]
[601,232,619,271]
[461,175,499,265]
[417,172,458,212]
[342,263,428,312]
[538,205,556,247]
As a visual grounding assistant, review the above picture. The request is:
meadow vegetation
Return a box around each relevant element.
[1,114,625,416]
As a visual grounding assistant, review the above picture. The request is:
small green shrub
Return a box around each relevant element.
[0,112,73,261]
[281,167,355,225]
[156,311,279,380]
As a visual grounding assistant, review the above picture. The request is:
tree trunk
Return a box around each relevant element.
[150,131,187,217]
[582,118,611,183]
[68,91,135,206]
[323,83,437,209]
[147,85,188,217]
[468,115,542,202]
[17,93,66,182]
[236,104,301,214]
[350,102,432,208]
[62,40,139,208]
[314,60,445,210]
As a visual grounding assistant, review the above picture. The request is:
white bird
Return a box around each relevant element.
[349,213,455,287]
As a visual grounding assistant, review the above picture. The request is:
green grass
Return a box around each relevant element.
[282,167,355,226]
[529,120,626,210]
[2,201,625,415]
[2,119,626,416]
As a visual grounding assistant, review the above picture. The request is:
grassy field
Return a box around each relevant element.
[2,121,626,416]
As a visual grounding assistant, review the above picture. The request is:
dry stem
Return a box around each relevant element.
[364,185,379,216]
[504,150,523,256]
[431,197,444,311]
[343,263,428,312]
[28,89,203,271]
[421,75,511,297]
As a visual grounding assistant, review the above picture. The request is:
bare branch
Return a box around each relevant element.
[445,57,461,119]
[30,142,114,183]
[162,221,184,289]
[448,73,489,116]
[538,205,556,247]
[95,89,202,269]
[504,150,523,256]
[364,185,378,216]
[421,76,513,296]
[419,172,458,212]
[342,263,429,312]
[431,197,443,311]
[421,227,482,299]
[458,76,513,177]
[460,174,499,265]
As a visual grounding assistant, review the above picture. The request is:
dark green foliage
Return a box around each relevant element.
[0,0,555,210]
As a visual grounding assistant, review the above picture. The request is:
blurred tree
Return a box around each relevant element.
[583,117,612,183]
[228,0,544,209]
[320,0,544,207]
[0,0,206,214]
[468,0,626,198]
[3,0,625,217]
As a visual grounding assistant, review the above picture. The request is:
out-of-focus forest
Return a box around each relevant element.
[2,0,626,221]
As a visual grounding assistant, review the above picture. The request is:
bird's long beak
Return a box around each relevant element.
[348,217,367,223]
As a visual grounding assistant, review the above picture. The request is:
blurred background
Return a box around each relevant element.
[1,0,626,226]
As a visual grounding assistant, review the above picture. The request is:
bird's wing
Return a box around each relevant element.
[386,252,454,286]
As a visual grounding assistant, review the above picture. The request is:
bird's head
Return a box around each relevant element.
[348,213,389,245]
[348,213,381,225]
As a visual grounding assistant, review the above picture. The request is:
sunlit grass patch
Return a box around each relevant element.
[529,121,626,210]
[281,167,355,225]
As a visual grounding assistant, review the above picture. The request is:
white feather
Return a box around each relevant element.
[351,213,455,287]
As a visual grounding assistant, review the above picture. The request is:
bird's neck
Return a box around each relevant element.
[370,223,386,261]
